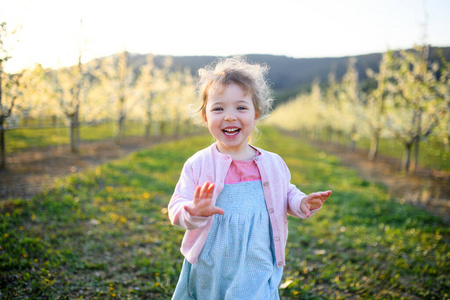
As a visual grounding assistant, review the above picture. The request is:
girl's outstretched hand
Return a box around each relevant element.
[300,190,332,217]
[184,181,225,217]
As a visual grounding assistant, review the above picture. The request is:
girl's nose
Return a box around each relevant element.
[224,113,237,121]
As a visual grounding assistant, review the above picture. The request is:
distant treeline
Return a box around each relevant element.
[126,47,450,104]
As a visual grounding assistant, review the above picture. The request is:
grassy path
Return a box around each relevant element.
[1,128,448,299]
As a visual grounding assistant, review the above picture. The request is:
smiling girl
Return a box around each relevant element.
[168,56,331,299]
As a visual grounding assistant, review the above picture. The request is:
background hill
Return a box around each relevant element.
[128,46,450,104]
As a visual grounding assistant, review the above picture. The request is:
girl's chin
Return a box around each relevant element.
[217,139,247,151]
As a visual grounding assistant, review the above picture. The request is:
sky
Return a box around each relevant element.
[1,0,450,72]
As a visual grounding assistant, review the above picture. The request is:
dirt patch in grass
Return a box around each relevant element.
[0,136,177,201]
[312,140,450,224]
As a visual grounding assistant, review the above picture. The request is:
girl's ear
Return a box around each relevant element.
[202,112,208,124]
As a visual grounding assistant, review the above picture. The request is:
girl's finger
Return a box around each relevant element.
[212,206,225,215]
[323,190,332,197]
[193,185,201,202]
[206,182,215,198]
[305,203,311,217]
[184,205,194,215]
[199,181,211,199]
[308,192,320,201]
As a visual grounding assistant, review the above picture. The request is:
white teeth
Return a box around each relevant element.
[223,128,239,135]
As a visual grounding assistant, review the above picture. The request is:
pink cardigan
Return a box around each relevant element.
[168,143,319,267]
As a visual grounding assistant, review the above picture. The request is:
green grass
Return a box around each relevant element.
[356,135,450,172]
[311,131,450,172]
[1,128,448,299]
[6,121,159,154]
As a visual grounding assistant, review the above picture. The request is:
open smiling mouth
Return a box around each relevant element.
[223,128,241,136]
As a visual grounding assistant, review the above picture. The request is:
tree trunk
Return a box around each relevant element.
[144,121,151,139]
[116,99,126,144]
[159,121,166,136]
[175,118,180,137]
[337,131,344,145]
[70,113,80,153]
[144,94,153,139]
[144,112,152,139]
[445,135,449,152]
[326,127,333,142]
[413,136,420,173]
[368,130,380,160]
[117,115,125,143]
[0,122,5,169]
[403,142,413,173]
[350,124,357,152]
[70,117,75,153]
[413,109,423,173]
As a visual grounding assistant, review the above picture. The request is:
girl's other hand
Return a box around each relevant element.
[184,181,225,217]
[300,190,332,217]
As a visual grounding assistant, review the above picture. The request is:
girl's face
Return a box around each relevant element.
[204,83,257,158]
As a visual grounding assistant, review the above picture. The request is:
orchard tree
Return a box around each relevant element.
[115,51,133,142]
[385,45,443,173]
[433,52,450,151]
[54,53,85,153]
[93,51,134,143]
[0,67,21,169]
[324,70,344,143]
[152,56,173,137]
[164,69,196,137]
[86,58,116,123]
[17,64,59,126]
[0,22,22,169]
[175,68,196,136]
[307,78,323,139]
[265,86,321,138]
[134,54,156,138]
[364,51,391,160]
[338,58,362,151]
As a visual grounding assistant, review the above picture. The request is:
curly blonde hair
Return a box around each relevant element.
[197,56,273,121]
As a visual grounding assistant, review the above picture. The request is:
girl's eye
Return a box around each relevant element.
[237,106,247,110]
[212,107,223,111]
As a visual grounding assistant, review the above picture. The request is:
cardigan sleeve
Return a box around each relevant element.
[168,160,211,230]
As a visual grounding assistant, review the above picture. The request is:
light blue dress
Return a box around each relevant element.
[172,180,283,299]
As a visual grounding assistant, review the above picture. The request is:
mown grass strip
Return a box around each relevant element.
[0,128,448,299]
[6,121,162,154]
[317,132,449,172]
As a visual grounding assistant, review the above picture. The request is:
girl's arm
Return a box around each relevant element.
[168,163,223,230]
